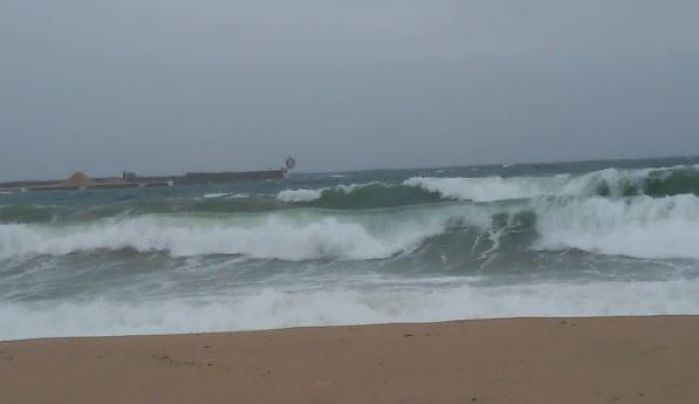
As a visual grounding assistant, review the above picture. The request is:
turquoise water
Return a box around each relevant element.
[2,156,699,340]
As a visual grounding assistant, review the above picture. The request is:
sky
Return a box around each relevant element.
[1,0,698,180]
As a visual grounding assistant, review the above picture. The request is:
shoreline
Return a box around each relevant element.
[2,316,699,403]
[2,314,697,343]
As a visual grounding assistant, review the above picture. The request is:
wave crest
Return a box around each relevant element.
[0,213,445,261]
[533,194,699,259]
[406,165,699,202]
[3,190,699,262]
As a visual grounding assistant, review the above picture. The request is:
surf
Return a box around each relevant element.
[3,192,699,262]
[3,157,699,341]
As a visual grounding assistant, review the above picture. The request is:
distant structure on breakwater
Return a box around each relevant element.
[0,157,296,192]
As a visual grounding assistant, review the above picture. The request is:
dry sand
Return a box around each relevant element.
[2,316,699,404]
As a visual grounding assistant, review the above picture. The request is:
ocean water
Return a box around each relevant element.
[2,156,699,341]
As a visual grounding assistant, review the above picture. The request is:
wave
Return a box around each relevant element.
[459,194,699,261]
[448,194,699,261]
[407,165,699,202]
[2,193,699,261]
[277,182,443,208]
[202,193,250,200]
[3,277,699,340]
[5,166,698,226]
[202,193,230,199]
[274,165,699,209]
[277,183,384,202]
[0,194,286,224]
[533,194,699,259]
[277,188,324,202]
[403,175,569,202]
[0,211,448,261]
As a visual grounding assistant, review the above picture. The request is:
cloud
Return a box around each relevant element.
[1,0,698,180]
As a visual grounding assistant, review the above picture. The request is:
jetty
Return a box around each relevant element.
[0,158,295,192]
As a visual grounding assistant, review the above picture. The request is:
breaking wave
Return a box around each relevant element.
[276,188,324,202]
[406,165,699,202]
[403,175,568,202]
[0,211,447,261]
[274,165,699,208]
[202,192,249,199]
[2,193,699,261]
[3,278,699,340]
[3,158,699,341]
[533,194,699,259]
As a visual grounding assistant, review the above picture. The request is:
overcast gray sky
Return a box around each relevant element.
[1,0,698,180]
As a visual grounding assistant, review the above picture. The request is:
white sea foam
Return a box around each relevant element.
[404,176,570,202]
[276,188,324,202]
[532,194,699,259]
[405,165,699,202]
[202,192,250,199]
[2,192,699,261]
[0,212,447,261]
[336,181,385,193]
[560,167,650,196]
[277,165,697,205]
[202,193,230,199]
[2,278,698,341]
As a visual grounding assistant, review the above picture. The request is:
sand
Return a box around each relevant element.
[1,316,699,403]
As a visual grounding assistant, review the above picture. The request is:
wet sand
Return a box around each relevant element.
[1,316,699,403]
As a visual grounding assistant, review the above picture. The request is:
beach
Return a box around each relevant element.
[4,160,699,342]
[2,316,698,404]
[3,0,698,400]
[3,160,699,403]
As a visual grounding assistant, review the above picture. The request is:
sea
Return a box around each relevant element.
[2,156,699,341]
